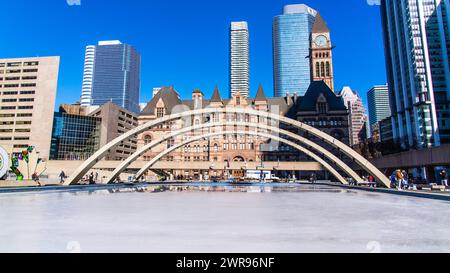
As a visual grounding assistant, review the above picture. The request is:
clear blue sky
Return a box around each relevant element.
[0,0,386,108]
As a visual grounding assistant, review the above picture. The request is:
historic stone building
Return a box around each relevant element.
[310,13,334,91]
[137,81,349,179]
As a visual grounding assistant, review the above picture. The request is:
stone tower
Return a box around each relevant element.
[310,13,334,91]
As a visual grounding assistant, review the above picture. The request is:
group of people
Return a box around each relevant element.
[59,171,98,185]
[390,170,410,190]
[84,172,98,185]
[389,169,448,190]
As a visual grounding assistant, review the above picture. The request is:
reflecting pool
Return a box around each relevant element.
[1,184,450,253]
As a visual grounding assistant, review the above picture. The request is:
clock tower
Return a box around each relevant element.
[310,13,334,91]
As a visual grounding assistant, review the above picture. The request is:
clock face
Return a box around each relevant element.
[315,35,328,47]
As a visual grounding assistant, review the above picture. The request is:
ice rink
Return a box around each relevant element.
[1,184,450,253]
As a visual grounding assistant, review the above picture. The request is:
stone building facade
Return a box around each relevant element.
[137,81,349,179]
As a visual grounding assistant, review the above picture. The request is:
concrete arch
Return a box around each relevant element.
[104,122,362,184]
[134,130,348,184]
[64,108,390,187]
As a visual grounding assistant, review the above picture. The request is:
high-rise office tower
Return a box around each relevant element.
[273,4,317,97]
[230,22,250,98]
[80,45,95,108]
[80,40,141,114]
[0,56,60,159]
[381,0,450,148]
[340,87,367,146]
[367,85,391,126]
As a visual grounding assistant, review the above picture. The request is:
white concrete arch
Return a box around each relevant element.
[134,130,348,184]
[104,121,362,184]
[64,108,390,187]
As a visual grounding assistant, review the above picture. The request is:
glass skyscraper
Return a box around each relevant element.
[381,0,450,149]
[273,4,317,97]
[80,41,141,114]
[367,85,391,126]
[230,22,250,98]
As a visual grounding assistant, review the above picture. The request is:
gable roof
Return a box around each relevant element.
[141,86,182,115]
[210,86,222,103]
[255,84,267,101]
[312,13,330,33]
[297,81,347,112]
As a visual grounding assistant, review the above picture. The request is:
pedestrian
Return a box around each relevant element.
[59,171,66,184]
[402,170,409,190]
[309,174,314,184]
[390,173,396,188]
[89,172,95,185]
[395,170,403,190]
[95,172,98,182]
[349,177,354,186]
[440,170,448,187]
[32,172,42,187]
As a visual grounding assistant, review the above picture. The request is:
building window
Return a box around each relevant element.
[316,62,320,77]
[156,107,165,118]
[326,62,330,77]
[317,102,327,114]
[167,138,175,148]
[144,135,152,145]
[321,62,325,77]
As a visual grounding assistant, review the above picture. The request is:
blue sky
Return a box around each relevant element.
[0,0,386,108]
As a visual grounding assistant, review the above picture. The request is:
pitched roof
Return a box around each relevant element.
[210,86,222,103]
[141,86,182,115]
[297,81,347,112]
[255,84,267,101]
[312,13,330,33]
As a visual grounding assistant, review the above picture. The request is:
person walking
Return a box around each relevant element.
[59,171,66,184]
[440,170,448,187]
[395,170,403,190]
[32,172,42,187]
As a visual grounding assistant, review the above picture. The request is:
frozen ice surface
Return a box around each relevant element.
[0,185,450,253]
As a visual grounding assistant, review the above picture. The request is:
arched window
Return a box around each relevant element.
[321,62,325,77]
[144,135,152,145]
[316,62,320,77]
[326,62,330,77]
[167,138,175,148]
[213,143,219,152]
